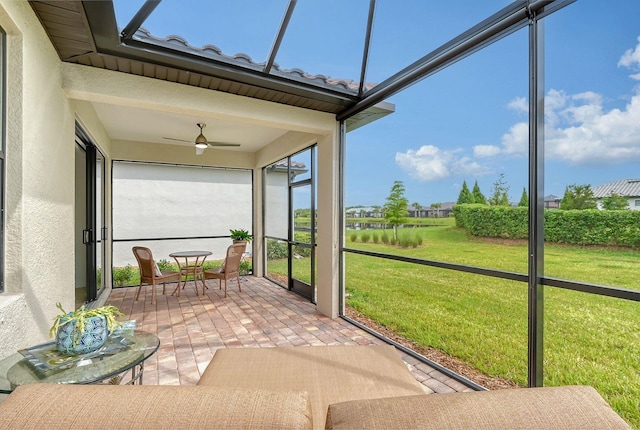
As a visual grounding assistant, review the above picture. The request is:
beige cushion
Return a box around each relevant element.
[199,345,425,429]
[325,385,630,429]
[0,384,312,429]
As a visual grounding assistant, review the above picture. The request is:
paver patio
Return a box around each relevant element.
[106,276,473,393]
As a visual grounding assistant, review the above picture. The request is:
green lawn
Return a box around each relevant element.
[269,222,640,428]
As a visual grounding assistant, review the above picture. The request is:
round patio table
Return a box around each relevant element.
[4,330,159,391]
[169,250,212,296]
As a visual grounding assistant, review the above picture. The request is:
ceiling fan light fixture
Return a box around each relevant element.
[195,127,208,148]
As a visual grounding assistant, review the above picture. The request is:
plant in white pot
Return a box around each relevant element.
[49,303,123,355]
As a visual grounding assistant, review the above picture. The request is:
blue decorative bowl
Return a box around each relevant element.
[55,315,108,355]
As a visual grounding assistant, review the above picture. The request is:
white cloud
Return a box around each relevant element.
[619,36,640,80]
[395,145,491,182]
[618,36,640,68]
[474,86,640,165]
[474,144,502,157]
[508,97,528,113]
[546,89,640,165]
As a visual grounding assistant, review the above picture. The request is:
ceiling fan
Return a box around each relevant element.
[163,123,240,155]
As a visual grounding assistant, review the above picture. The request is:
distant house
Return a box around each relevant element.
[345,207,383,218]
[544,194,562,209]
[408,202,455,218]
[592,179,640,210]
[408,206,428,218]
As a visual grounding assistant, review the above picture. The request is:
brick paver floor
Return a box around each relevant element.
[106,276,472,393]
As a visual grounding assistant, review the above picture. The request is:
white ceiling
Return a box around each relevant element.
[91,102,289,153]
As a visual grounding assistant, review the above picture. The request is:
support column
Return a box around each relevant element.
[315,127,340,318]
[528,10,545,387]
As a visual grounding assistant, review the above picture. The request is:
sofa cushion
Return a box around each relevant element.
[325,385,630,429]
[198,345,426,429]
[0,384,312,429]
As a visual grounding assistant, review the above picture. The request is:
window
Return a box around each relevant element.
[635,200,640,207]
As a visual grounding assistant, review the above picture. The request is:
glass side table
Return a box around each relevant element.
[2,330,159,393]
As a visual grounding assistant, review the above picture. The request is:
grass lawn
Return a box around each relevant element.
[270,221,640,428]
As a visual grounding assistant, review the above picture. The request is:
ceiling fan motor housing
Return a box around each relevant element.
[195,123,208,148]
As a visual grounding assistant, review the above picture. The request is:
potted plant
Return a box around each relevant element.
[49,303,124,355]
[229,228,253,243]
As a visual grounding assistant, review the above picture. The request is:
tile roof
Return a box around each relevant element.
[592,179,640,198]
[135,28,368,94]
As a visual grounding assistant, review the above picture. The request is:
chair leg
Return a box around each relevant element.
[151,281,156,304]
[162,282,166,295]
[224,279,227,298]
[135,282,142,301]
[236,275,241,292]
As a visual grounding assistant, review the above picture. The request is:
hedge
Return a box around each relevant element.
[452,204,640,248]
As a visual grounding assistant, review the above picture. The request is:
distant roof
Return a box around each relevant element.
[544,194,561,201]
[592,179,640,198]
[267,159,308,174]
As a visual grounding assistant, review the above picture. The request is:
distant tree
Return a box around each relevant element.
[518,187,528,207]
[487,173,511,206]
[457,181,474,204]
[412,202,421,218]
[371,205,382,217]
[294,208,311,218]
[383,181,409,241]
[471,181,487,204]
[601,192,629,210]
[560,184,597,210]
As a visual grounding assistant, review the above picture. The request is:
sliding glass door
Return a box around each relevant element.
[75,124,106,306]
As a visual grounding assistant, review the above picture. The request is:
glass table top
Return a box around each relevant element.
[4,330,159,389]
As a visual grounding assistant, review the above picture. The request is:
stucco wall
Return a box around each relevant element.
[0,1,76,358]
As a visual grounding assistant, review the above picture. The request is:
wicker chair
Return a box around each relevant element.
[132,246,181,304]
[203,243,245,297]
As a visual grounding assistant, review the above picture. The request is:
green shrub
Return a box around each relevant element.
[453,204,640,247]
[113,264,135,287]
[372,232,379,243]
[361,233,370,243]
[267,239,288,259]
[350,232,358,242]
[239,259,252,275]
[381,232,389,244]
[415,234,423,246]
[156,258,175,271]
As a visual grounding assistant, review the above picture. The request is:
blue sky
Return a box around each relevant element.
[114,1,640,207]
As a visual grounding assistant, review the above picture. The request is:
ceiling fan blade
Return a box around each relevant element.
[207,141,241,147]
[163,137,193,143]
[195,146,206,155]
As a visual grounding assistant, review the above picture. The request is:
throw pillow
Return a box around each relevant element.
[154,261,163,277]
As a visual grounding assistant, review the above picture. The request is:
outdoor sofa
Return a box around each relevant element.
[0,344,629,429]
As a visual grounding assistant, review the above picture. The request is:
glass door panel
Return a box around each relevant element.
[266,239,289,287]
[262,146,316,302]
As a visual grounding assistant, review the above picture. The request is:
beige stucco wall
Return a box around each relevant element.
[0,0,76,358]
